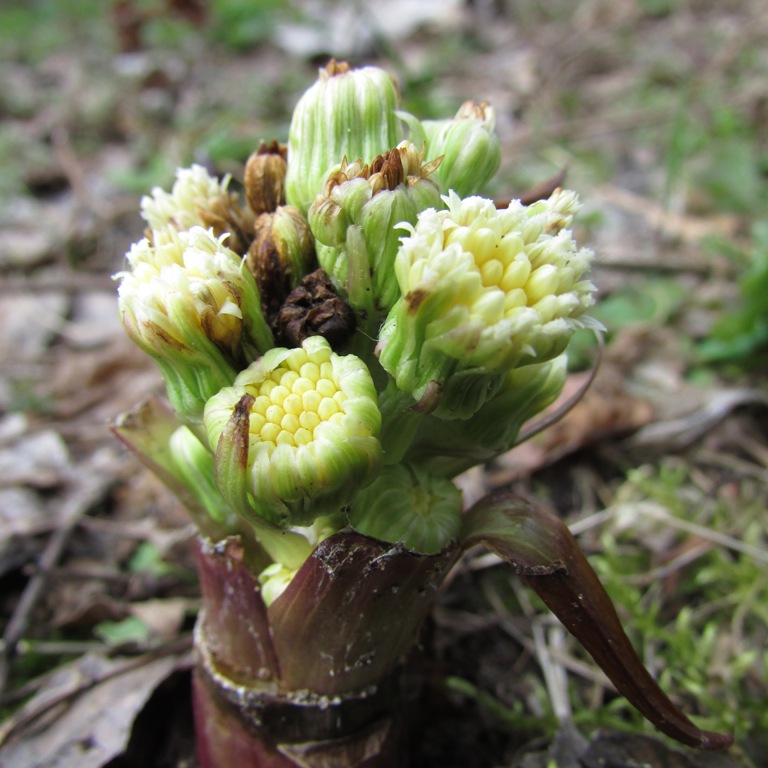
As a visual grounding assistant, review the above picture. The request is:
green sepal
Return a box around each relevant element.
[151,354,237,426]
[407,356,567,476]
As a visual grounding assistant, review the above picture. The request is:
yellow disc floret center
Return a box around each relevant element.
[248,350,346,448]
[446,224,561,320]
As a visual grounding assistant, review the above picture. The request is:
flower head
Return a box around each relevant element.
[378,189,596,418]
[244,140,287,216]
[204,336,382,526]
[141,164,254,254]
[116,227,273,421]
[245,205,317,320]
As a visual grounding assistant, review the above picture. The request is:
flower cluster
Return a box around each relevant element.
[116,58,594,589]
[114,61,734,753]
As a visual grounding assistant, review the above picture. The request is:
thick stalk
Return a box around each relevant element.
[193,531,459,767]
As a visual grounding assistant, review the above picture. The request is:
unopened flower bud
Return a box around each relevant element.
[378,190,597,419]
[419,101,501,197]
[141,164,254,254]
[244,141,287,215]
[308,141,443,318]
[245,205,317,320]
[204,336,382,526]
[286,60,402,215]
[348,464,462,554]
[116,227,273,422]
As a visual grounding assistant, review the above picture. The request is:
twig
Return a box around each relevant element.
[15,640,106,656]
[495,169,568,208]
[531,620,571,722]
[624,539,713,586]
[581,501,768,567]
[0,469,114,695]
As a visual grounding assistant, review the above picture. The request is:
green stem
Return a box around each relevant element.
[247,517,314,571]
[377,380,425,464]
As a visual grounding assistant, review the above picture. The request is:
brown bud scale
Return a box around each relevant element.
[275,269,356,352]
[244,141,288,216]
[320,59,351,80]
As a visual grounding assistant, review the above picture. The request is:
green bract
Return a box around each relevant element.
[116,227,273,422]
[348,464,462,554]
[309,141,444,320]
[285,60,402,216]
[169,426,238,529]
[204,336,382,527]
[407,355,567,477]
[378,189,596,419]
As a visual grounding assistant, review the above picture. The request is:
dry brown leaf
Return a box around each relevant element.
[130,598,191,642]
[0,650,189,768]
[45,336,158,422]
[0,426,72,489]
[492,368,654,482]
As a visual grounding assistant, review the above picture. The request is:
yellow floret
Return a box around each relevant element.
[300,362,321,381]
[283,393,303,415]
[292,377,314,395]
[265,404,284,424]
[315,379,337,398]
[261,423,280,444]
[270,384,290,406]
[299,411,321,431]
[242,359,352,448]
[318,397,340,420]
[302,390,322,412]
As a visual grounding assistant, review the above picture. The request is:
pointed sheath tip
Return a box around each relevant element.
[461,494,736,754]
[698,730,734,751]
